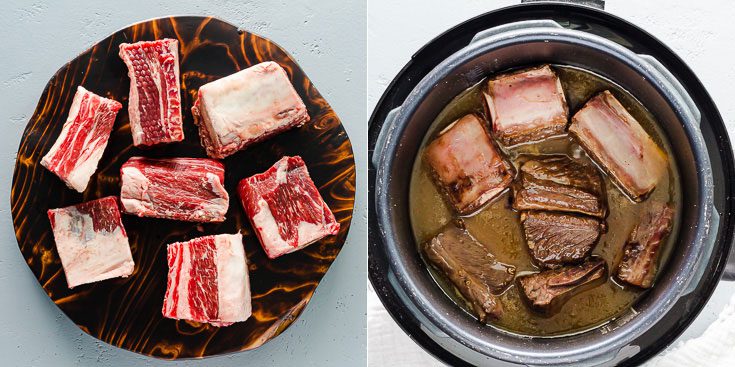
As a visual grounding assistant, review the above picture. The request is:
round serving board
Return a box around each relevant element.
[11,16,355,359]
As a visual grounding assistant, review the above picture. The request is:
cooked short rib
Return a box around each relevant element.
[570,91,667,201]
[521,211,602,269]
[421,224,516,322]
[118,39,184,146]
[518,257,607,316]
[192,61,309,159]
[424,114,515,215]
[483,65,569,146]
[616,203,674,288]
[512,156,606,218]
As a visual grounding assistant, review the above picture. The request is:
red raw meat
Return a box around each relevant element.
[41,86,122,192]
[238,156,339,259]
[162,233,251,326]
[119,39,184,146]
[192,61,309,158]
[120,157,229,222]
[47,196,134,288]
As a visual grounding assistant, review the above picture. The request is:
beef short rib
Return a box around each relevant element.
[162,233,251,327]
[47,196,134,288]
[119,39,184,146]
[120,157,229,222]
[616,203,675,288]
[41,86,122,193]
[424,114,515,215]
[483,65,569,146]
[521,211,602,269]
[518,257,607,316]
[512,155,607,218]
[421,223,516,323]
[192,61,309,159]
[238,156,340,259]
[570,90,667,201]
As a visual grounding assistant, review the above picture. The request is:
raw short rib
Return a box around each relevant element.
[570,90,667,201]
[192,61,309,158]
[162,233,251,326]
[483,65,569,146]
[238,156,339,259]
[119,39,184,146]
[424,114,515,215]
[421,223,516,322]
[47,196,134,288]
[41,86,122,192]
[616,203,674,288]
[120,157,229,222]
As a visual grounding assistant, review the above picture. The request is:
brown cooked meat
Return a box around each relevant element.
[483,65,569,146]
[569,90,668,201]
[421,223,516,323]
[521,211,603,269]
[424,114,515,215]
[512,155,607,218]
[517,257,607,316]
[616,203,675,288]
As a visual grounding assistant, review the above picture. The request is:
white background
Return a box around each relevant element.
[0,0,366,366]
[368,0,735,365]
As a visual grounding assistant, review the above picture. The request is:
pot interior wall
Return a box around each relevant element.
[382,38,702,358]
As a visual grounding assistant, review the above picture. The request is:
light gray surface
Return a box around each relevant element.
[368,0,735,366]
[0,1,366,366]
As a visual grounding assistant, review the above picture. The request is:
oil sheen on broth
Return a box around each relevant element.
[409,65,682,337]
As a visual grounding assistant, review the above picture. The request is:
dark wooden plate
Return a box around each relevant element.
[10,16,355,359]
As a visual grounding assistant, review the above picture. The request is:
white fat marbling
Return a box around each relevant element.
[251,198,293,258]
[198,61,306,151]
[50,206,134,288]
[215,234,251,323]
[251,198,330,258]
[275,159,288,184]
[119,166,151,215]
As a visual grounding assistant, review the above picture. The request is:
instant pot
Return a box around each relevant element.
[368,2,735,366]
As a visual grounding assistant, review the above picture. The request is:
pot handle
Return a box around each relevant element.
[725,215,735,279]
[683,209,721,293]
[638,54,716,285]
[724,240,735,281]
[469,19,563,45]
[520,0,605,10]
[637,54,702,124]
[371,106,402,168]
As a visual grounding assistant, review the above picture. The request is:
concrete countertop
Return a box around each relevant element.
[0,0,366,366]
[368,0,735,365]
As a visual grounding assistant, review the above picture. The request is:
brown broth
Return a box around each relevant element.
[409,65,682,337]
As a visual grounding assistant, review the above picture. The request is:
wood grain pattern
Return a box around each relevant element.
[10,16,355,359]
